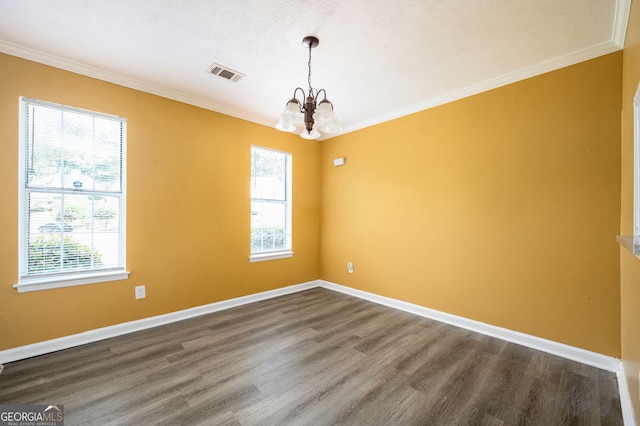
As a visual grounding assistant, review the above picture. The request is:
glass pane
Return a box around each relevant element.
[26,104,64,188]
[29,192,73,235]
[27,192,121,274]
[251,201,286,252]
[26,103,122,193]
[93,119,123,191]
[251,148,286,200]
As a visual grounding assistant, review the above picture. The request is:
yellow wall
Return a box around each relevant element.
[620,0,640,422]
[321,52,622,357]
[0,48,625,361]
[0,53,321,350]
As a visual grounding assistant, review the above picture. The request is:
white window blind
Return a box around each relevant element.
[17,97,127,290]
[250,146,292,260]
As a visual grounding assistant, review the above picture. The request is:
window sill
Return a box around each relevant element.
[249,251,294,263]
[14,269,130,293]
[617,235,640,257]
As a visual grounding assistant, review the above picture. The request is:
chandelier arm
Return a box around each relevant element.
[292,87,306,105]
[315,88,327,103]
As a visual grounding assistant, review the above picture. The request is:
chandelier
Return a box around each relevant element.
[275,36,340,140]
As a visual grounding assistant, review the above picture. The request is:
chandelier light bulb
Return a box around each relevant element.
[317,100,333,113]
[320,121,341,134]
[275,118,296,132]
[300,127,321,140]
[285,99,301,113]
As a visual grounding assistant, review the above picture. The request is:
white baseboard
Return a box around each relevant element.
[319,281,638,425]
[1,279,634,425]
[318,280,620,372]
[618,361,638,426]
[0,279,623,371]
[0,280,318,365]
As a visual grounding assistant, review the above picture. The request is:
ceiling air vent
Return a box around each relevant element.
[207,63,245,82]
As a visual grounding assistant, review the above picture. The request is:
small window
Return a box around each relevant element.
[250,146,293,262]
[16,98,128,292]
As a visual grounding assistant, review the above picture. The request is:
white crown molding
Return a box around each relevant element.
[337,40,623,138]
[613,0,632,48]
[0,40,275,129]
[1,32,626,142]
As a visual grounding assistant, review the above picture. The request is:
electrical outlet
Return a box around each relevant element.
[347,262,354,273]
[135,285,146,300]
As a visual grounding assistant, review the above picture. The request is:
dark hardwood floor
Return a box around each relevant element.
[0,288,623,425]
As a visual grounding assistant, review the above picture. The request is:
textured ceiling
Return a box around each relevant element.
[0,0,630,138]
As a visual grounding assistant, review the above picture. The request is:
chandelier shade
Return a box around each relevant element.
[275,36,340,140]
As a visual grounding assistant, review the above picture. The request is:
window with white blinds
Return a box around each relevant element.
[16,97,128,292]
[250,146,293,262]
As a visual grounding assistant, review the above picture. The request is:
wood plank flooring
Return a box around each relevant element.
[0,288,623,425]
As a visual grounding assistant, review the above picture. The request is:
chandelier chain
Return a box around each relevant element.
[307,42,313,95]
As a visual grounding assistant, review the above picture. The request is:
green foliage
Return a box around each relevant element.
[28,235,102,274]
[251,226,286,252]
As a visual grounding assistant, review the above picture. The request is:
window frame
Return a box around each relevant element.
[14,97,129,293]
[249,145,293,263]
[634,83,640,240]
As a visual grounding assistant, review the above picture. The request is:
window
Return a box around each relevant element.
[250,146,293,262]
[15,98,128,292]
[620,82,640,255]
